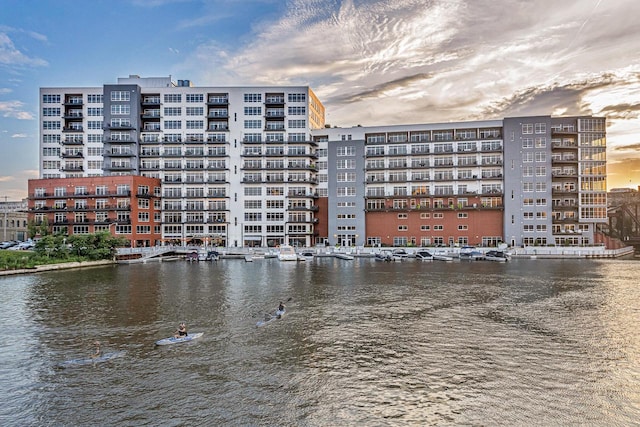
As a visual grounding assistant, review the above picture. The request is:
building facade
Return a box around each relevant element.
[36,75,607,248]
[27,176,162,247]
[40,76,325,247]
[1,200,28,242]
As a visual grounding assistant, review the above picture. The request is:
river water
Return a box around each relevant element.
[0,257,639,426]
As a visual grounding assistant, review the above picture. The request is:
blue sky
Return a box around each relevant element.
[2,0,640,199]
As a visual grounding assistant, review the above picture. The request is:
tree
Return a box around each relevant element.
[27,218,49,239]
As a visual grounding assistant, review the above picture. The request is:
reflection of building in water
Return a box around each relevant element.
[1,199,28,242]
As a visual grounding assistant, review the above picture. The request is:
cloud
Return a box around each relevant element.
[11,133,27,138]
[0,175,14,182]
[0,32,48,68]
[168,47,180,54]
[181,0,640,129]
[0,100,34,120]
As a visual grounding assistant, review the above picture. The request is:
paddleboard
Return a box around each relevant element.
[155,332,204,346]
[256,309,285,327]
[57,351,125,368]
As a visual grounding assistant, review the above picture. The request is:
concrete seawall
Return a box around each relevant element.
[0,260,116,277]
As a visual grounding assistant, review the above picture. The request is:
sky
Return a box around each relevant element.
[1,0,640,200]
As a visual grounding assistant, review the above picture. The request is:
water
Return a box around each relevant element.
[1,258,639,426]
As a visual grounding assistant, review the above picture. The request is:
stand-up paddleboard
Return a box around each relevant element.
[256,309,285,327]
[155,332,203,346]
[57,351,125,368]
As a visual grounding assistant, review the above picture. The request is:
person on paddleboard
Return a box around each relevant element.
[91,341,102,359]
[278,301,285,312]
[174,322,188,338]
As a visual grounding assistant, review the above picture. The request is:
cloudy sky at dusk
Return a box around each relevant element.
[1,0,639,199]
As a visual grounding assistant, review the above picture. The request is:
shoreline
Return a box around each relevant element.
[1,245,636,276]
[0,260,116,277]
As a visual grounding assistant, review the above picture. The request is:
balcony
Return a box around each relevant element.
[60,165,84,172]
[207,97,229,105]
[63,126,84,132]
[141,96,161,106]
[61,151,83,158]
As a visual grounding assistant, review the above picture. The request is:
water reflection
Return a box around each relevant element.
[1,258,639,425]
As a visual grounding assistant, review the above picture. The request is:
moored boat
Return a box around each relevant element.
[277,245,298,261]
[484,250,510,262]
[415,250,434,261]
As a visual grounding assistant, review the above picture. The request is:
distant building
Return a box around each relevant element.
[1,200,28,242]
[34,74,608,248]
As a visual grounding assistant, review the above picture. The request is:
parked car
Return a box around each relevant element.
[7,240,35,250]
[0,241,18,249]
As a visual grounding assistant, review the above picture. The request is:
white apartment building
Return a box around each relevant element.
[40,75,325,247]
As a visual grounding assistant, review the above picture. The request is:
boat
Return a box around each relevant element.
[334,253,354,260]
[277,245,298,261]
[484,250,510,262]
[415,250,434,261]
[459,246,484,261]
[256,308,286,327]
[433,251,454,262]
[155,332,204,346]
[375,251,392,261]
[376,250,402,261]
[298,250,315,261]
[392,249,410,259]
[57,351,125,368]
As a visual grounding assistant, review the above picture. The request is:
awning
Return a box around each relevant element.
[244,236,262,241]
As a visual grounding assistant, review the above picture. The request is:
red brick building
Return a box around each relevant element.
[365,195,503,247]
[28,176,161,247]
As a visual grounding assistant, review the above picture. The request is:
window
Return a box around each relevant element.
[165,120,181,129]
[164,107,181,116]
[288,119,306,128]
[42,107,60,116]
[337,187,356,197]
[110,91,129,101]
[111,104,130,115]
[186,120,203,129]
[164,94,182,103]
[535,123,546,134]
[87,107,103,116]
[87,94,103,103]
[42,94,61,103]
[186,94,204,103]
[535,152,546,162]
[522,123,533,134]
[398,225,408,231]
[535,137,546,148]
[244,93,262,102]
[43,121,61,130]
[337,146,355,156]
[244,120,262,129]
[288,93,306,102]
[288,106,306,115]
[186,107,203,116]
[522,138,533,148]
[244,107,262,115]
[336,159,355,169]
